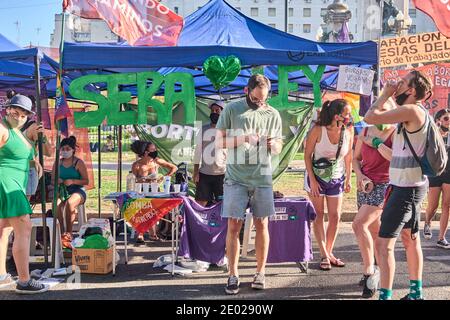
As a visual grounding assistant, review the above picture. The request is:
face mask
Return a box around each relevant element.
[395,90,411,106]
[61,150,73,159]
[246,94,261,110]
[6,115,27,128]
[210,113,220,124]
[375,124,388,131]
[148,151,158,159]
[441,126,449,133]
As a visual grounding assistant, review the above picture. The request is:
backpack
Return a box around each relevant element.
[402,112,448,177]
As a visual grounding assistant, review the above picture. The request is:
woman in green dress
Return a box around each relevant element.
[0,94,49,294]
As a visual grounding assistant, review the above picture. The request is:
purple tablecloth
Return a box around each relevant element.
[267,197,316,264]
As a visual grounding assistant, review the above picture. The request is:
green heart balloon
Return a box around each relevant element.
[203,55,242,90]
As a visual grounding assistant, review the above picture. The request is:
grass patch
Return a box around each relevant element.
[91,151,136,163]
[293,153,304,161]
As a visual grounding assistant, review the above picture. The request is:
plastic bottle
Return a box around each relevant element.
[126,171,136,192]
[163,176,171,193]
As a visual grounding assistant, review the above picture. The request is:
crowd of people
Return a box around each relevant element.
[0,71,448,300]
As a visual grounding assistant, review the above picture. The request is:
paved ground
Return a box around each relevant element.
[1,222,449,300]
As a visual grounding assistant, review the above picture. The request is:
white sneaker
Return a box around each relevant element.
[437,238,450,249]
[423,223,432,240]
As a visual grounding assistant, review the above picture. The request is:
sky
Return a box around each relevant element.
[0,0,61,48]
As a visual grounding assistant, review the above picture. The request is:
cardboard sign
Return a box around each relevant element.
[336,66,375,96]
[380,32,450,68]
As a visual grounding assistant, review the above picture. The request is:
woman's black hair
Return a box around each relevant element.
[434,109,450,122]
[60,136,77,150]
[130,140,155,158]
[316,99,349,127]
[6,90,17,99]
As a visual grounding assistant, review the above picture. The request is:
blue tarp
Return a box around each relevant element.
[60,0,377,97]
[62,0,377,70]
[0,34,61,95]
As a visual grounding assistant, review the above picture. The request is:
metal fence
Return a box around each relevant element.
[87,125,134,153]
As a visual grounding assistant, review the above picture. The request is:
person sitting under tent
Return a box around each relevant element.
[50,136,89,249]
[130,140,177,243]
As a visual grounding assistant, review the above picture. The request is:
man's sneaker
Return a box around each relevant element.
[361,268,380,299]
[251,272,265,290]
[225,276,240,295]
[437,238,450,249]
[400,294,424,300]
[423,223,432,240]
[0,274,16,289]
[15,279,50,295]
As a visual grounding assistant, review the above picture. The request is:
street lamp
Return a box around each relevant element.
[316,26,324,41]
[387,10,412,36]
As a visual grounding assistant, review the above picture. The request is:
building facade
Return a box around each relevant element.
[49,0,438,47]
[50,13,118,48]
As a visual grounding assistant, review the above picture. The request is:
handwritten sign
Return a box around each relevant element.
[337,66,375,96]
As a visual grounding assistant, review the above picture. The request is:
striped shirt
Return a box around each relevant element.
[390,107,428,187]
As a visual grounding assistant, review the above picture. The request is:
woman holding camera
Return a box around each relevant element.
[352,120,394,298]
[304,99,354,272]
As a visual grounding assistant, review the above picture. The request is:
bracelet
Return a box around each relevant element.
[372,137,383,149]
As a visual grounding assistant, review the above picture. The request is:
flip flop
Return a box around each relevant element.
[330,257,345,267]
[149,235,161,241]
[319,257,331,271]
[135,236,145,244]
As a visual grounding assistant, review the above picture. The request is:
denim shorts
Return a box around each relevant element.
[66,185,87,203]
[26,167,39,196]
[221,180,275,220]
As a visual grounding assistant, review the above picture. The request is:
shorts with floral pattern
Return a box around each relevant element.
[357,182,389,209]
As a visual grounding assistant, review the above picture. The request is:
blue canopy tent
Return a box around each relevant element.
[61,0,377,97]
[0,33,61,95]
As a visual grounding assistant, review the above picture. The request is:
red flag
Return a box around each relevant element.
[412,0,450,38]
[63,0,184,46]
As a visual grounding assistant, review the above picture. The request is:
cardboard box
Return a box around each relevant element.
[72,247,113,274]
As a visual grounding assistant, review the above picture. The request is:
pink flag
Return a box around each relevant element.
[63,0,184,46]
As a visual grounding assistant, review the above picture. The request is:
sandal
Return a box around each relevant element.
[149,235,161,241]
[330,257,345,267]
[61,233,73,250]
[319,257,331,271]
[135,234,145,244]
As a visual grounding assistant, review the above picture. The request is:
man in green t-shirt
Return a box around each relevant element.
[216,74,282,295]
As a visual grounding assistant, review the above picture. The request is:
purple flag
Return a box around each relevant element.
[337,22,351,43]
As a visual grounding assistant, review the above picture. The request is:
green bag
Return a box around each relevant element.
[312,125,345,182]
[59,184,70,202]
[81,234,109,250]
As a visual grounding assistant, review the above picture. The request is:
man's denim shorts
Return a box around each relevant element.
[221,180,275,220]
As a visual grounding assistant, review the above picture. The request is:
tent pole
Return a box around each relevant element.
[34,54,48,267]
[118,125,123,192]
[375,0,385,97]
[51,9,66,267]
[98,125,101,218]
